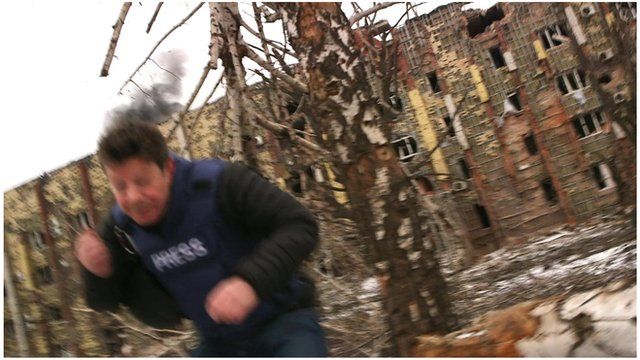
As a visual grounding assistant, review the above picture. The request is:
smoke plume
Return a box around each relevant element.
[108,50,187,125]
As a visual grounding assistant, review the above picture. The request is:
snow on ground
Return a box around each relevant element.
[447,212,636,326]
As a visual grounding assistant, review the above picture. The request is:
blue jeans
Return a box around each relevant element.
[190,308,328,357]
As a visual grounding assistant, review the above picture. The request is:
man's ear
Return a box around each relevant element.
[164,157,176,179]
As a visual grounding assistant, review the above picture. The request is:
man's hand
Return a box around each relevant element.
[205,276,259,325]
[74,229,113,278]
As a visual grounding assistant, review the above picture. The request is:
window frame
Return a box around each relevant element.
[391,135,419,162]
[539,23,568,50]
[573,111,606,138]
[592,163,616,190]
[557,68,588,95]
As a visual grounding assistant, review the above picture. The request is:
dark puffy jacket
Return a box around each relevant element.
[82,161,318,329]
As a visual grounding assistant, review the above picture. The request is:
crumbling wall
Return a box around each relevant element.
[395,2,632,257]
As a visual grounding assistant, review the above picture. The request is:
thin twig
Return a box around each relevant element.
[238,16,297,58]
[349,2,399,26]
[185,73,225,144]
[149,58,181,80]
[166,64,212,144]
[100,3,132,77]
[130,79,151,97]
[118,3,204,94]
[245,48,308,93]
[146,3,163,33]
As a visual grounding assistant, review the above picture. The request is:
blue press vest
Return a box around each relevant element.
[112,156,300,339]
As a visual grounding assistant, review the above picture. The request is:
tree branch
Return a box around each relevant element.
[185,72,225,144]
[100,3,132,77]
[245,48,308,93]
[349,2,399,26]
[118,3,204,94]
[146,3,163,33]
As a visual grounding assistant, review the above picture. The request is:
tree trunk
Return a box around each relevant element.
[275,3,456,355]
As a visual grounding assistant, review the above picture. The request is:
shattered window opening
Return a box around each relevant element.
[466,5,505,38]
[489,46,507,68]
[556,69,588,95]
[392,135,419,162]
[457,158,471,179]
[46,305,63,321]
[292,117,306,138]
[30,231,46,250]
[507,92,522,111]
[36,265,53,285]
[474,204,491,228]
[287,172,303,195]
[416,177,435,195]
[615,2,637,21]
[573,111,606,138]
[540,178,558,204]
[427,71,441,93]
[389,93,403,111]
[598,74,612,84]
[443,116,456,137]
[538,23,568,49]
[592,163,616,190]
[523,133,539,155]
[4,321,15,337]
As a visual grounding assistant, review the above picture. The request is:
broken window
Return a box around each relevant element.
[427,71,441,93]
[76,211,90,230]
[474,204,491,228]
[392,136,419,162]
[538,23,568,49]
[36,266,53,285]
[598,74,612,84]
[5,321,15,337]
[523,133,538,155]
[457,158,471,179]
[573,111,605,138]
[46,305,63,321]
[30,231,46,250]
[286,101,299,115]
[443,116,456,137]
[466,5,505,38]
[292,117,306,138]
[416,177,435,195]
[592,163,616,189]
[507,92,522,111]
[616,2,637,21]
[389,93,403,111]
[540,178,558,204]
[556,69,587,95]
[287,172,302,195]
[489,46,506,68]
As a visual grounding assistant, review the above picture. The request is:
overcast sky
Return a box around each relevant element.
[1,1,494,191]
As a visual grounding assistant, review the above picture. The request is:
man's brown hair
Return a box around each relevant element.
[97,119,169,168]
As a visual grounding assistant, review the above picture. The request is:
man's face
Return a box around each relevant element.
[105,156,175,227]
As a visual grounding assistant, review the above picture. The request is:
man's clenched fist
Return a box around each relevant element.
[205,276,259,325]
[75,229,113,278]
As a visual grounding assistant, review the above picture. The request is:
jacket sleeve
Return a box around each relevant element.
[82,213,132,311]
[82,213,184,328]
[216,163,319,299]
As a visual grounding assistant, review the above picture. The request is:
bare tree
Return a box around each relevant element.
[102,2,460,356]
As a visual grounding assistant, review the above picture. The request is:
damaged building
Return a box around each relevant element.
[3,2,636,356]
[394,2,636,257]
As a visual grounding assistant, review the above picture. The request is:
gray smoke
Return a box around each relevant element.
[108,50,187,124]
